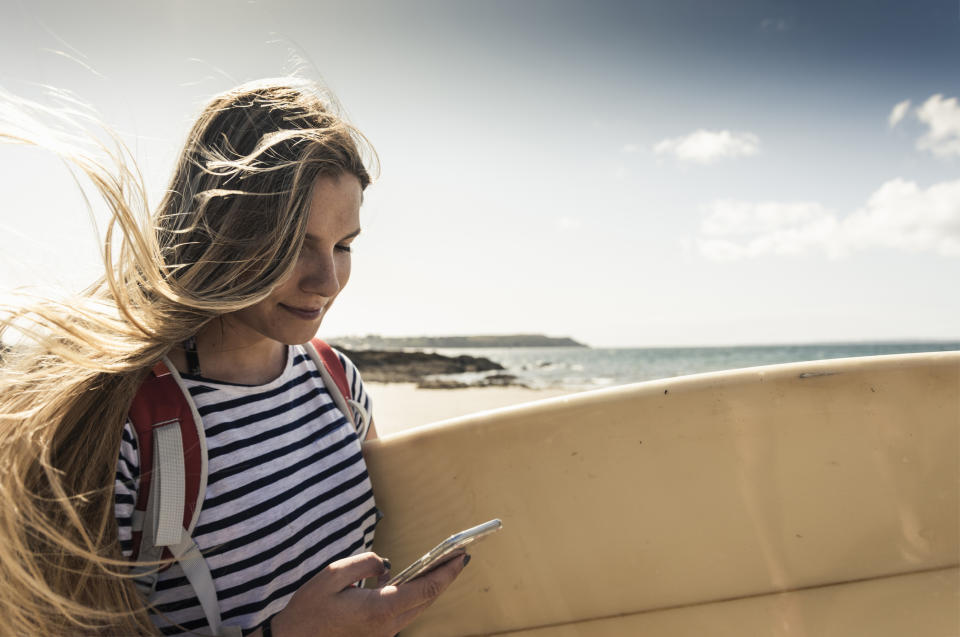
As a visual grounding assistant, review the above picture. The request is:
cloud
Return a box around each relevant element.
[621,143,640,153]
[915,94,960,157]
[698,200,839,260]
[844,178,960,255]
[697,178,960,260]
[654,129,760,164]
[888,99,911,128]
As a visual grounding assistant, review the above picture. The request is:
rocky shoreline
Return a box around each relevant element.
[333,346,527,389]
[333,334,587,349]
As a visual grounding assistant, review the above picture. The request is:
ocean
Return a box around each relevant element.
[429,342,960,390]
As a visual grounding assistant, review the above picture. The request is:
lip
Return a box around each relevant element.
[279,304,324,320]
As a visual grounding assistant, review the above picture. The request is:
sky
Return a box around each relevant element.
[0,0,958,348]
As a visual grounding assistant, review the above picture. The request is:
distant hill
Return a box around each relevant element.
[330,334,588,349]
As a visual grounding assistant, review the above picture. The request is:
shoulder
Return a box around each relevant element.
[331,347,375,439]
[305,342,374,431]
[304,341,366,393]
[330,347,369,399]
[331,347,361,380]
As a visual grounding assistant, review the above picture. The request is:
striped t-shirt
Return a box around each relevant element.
[113,344,378,635]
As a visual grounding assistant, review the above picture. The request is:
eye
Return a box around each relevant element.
[335,243,352,254]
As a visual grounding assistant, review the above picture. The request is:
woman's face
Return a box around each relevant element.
[229,173,363,346]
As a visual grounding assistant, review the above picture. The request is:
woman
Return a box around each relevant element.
[0,79,467,636]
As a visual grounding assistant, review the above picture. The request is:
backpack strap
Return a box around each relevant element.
[128,358,239,636]
[128,358,208,558]
[308,338,371,442]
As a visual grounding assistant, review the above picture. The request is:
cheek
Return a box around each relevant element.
[274,262,309,295]
[229,296,273,329]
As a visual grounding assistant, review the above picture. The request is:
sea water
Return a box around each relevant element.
[430,342,960,390]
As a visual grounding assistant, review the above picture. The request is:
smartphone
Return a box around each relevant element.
[386,519,503,586]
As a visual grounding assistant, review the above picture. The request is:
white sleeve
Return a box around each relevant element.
[114,420,140,558]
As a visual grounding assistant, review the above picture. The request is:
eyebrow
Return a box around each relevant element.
[305,228,362,244]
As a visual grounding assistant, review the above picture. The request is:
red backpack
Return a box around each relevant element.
[126,338,369,637]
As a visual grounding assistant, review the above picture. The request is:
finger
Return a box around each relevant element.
[388,555,471,632]
[325,552,390,592]
[390,552,469,612]
[376,558,393,587]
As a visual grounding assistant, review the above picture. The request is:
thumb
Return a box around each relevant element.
[325,552,390,591]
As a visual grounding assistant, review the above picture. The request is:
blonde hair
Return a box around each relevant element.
[0,78,373,636]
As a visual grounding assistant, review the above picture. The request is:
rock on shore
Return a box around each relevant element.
[333,346,523,388]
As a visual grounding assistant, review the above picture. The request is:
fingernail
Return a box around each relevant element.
[462,554,471,567]
[382,558,392,571]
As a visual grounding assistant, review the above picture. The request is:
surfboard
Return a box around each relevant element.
[364,352,959,636]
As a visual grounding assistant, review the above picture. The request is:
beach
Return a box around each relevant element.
[366,382,574,434]
[351,340,960,434]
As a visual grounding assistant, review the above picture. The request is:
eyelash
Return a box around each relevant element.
[302,244,351,258]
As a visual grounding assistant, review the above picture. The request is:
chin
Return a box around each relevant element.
[271,308,329,345]
[278,331,317,346]
[289,324,325,346]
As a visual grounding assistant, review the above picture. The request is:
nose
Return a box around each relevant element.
[300,253,341,298]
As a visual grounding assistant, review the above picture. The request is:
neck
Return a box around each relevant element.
[171,318,288,385]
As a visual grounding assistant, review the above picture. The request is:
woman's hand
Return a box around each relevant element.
[263,551,469,637]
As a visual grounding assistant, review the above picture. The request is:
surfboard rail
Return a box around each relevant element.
[365,352,960,636]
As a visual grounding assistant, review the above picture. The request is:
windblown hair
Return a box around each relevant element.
[0,78,373,636]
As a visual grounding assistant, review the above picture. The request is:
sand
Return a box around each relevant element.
[366,382,575,435]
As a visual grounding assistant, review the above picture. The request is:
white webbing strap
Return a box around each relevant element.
[134,370,232,635]
[307,345,371,441]
[151,421,187,547]
[313,354,355,427]
[168,534,242,637]
[348,398,371,441]
[131,509,145,533]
